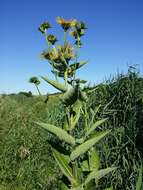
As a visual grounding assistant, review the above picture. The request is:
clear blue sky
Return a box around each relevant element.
[0,0,143,94]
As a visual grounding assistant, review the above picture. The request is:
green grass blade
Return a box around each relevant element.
[136,164,143,190]
[103,187,113,190]
[36,122,75,145]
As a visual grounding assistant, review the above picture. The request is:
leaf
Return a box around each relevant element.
[36,122,75,145]
[60,182,69,190]
[84,167,116,185]
[41,76,67,92]
[81,160,90,172]
[69,61,88,71]
[70,101,82,130]
[62,86,79,106]
[86,87,98,95]
[85,118,108,137]
[136,164,143,190]
[53,149,78,185]
[79,91,88,102]
[89,148,100,171]
[70,130,110,161]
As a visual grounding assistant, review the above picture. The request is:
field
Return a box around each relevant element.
[0,70,143,190]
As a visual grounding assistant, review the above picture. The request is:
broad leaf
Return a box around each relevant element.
[89,105,101,127]
[89,148,100,171]
[84,167,116,185]
[36,122,75,145]
[53,149,78,185]
[79,91,88,102]
[60,182,69,190]
[85,118,108,137]
[81,160,89,172]
[70,130,110,161]
[41,76,67,92]
[70,101,82,130]
[69,61,88,71]
[62,86,79,106]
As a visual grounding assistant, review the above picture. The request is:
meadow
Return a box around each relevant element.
[0,69,143,190]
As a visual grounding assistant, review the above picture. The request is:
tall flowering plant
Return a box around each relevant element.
[34,17,116,190]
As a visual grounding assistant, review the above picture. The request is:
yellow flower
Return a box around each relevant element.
[57,43,75,61]
[42,48,61,63]
[56,17,76,31]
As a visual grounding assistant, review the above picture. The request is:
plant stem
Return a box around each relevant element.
[35,85,41,96]
[64,31,67,45]
[73,36,80,83]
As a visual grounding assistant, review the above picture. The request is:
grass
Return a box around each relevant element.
[0,69,143,190]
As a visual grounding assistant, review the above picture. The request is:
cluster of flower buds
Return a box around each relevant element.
[70,21,87,47]
[38,17,87,79]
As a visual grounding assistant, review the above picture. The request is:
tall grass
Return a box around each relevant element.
[0,69,143,189]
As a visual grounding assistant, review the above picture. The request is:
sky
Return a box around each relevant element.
[0,0,143,94]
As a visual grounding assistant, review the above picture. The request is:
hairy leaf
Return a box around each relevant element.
[70,130,110,161]
[81,160,89,172]
[41,76,67,92]
[69,61,88,71]
[70,101,82,130]
[60,182,69,190]
[89,148,100,171]
[85,118,108,137]
[84,167,116,185]
[36,122,75,145]
[53,149,78,185]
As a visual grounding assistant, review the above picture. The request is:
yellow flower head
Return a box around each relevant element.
[42,48,61,63]
[57,43,75,61]
[56,17,76,31]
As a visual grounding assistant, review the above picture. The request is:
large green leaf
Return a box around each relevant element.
[41,76,67,92]
[70,130,110,161]
[81,160,89,172]
[85,118,108,137]
[136,164,143,190]
[62,86,79,106]
[89,148,100,171]
[60,182,69,190]
[36,122,75,145]
[53,149,78,185]
[69,61,88,71]
[84,167,116,185]
[70,101,82,130]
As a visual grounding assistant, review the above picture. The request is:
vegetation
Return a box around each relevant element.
[0,71,143,189]
[0,17,143,189]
